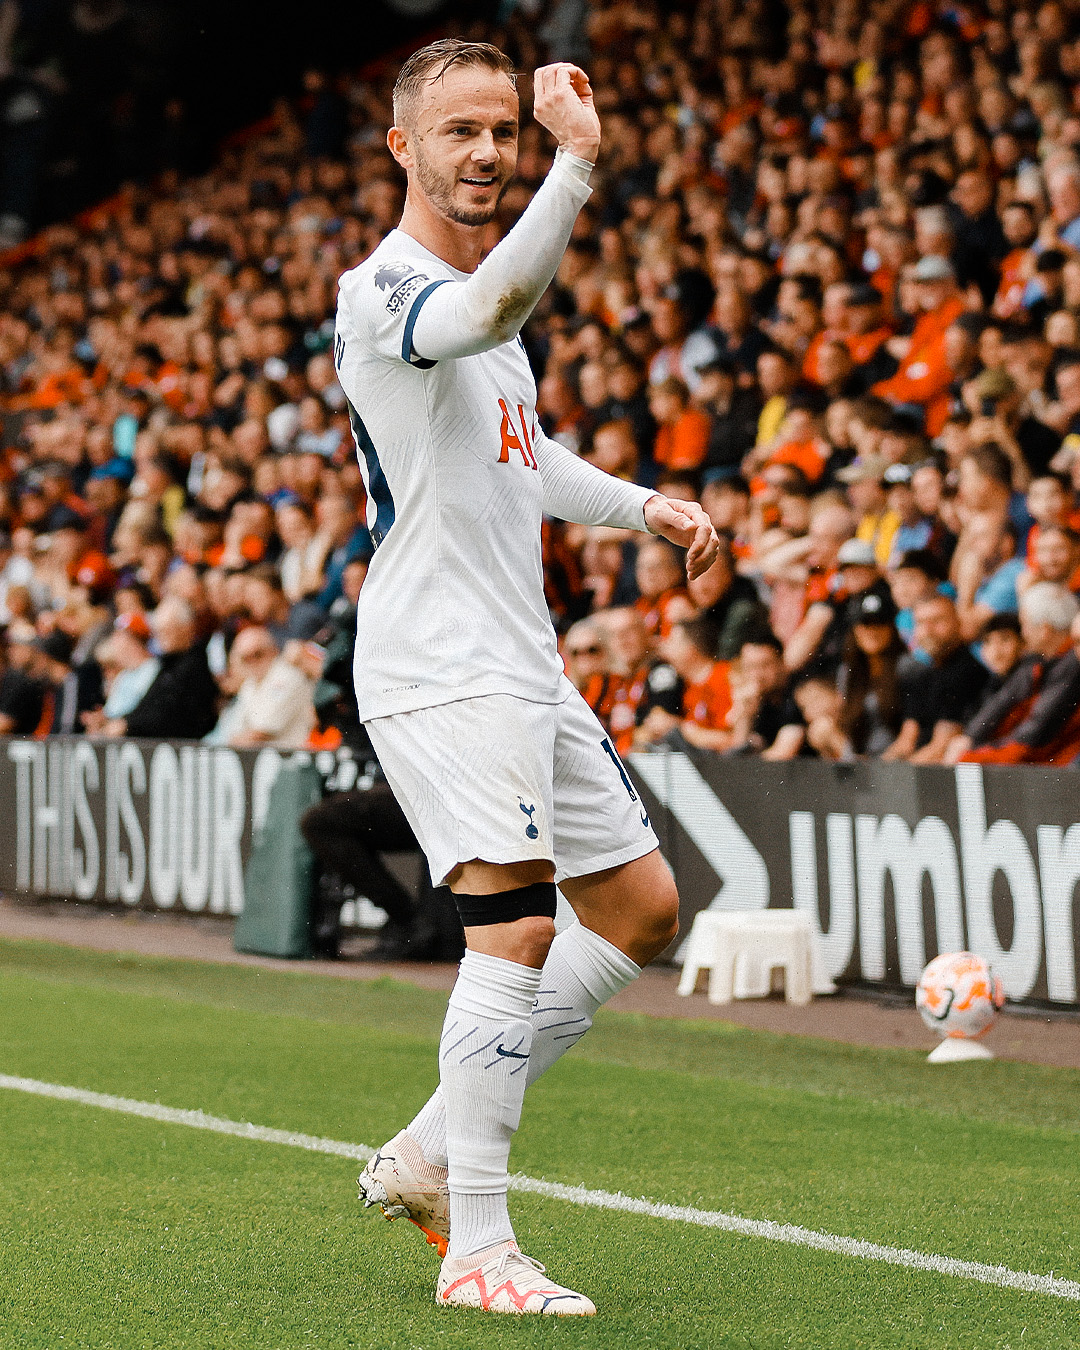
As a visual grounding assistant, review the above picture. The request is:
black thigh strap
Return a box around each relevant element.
[453,881,558,928]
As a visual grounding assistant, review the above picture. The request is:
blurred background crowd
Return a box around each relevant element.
[1,0,1080,770]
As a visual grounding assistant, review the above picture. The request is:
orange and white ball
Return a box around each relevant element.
[916,952,1005,1040]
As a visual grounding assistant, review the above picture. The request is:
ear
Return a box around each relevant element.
[387,126,413,171]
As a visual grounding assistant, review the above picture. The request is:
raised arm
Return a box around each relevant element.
[410,65,599,361]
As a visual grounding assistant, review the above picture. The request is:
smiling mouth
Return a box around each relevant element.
[460,175,498,188]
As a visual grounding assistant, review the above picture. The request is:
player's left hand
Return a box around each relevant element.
[643,495,719,580]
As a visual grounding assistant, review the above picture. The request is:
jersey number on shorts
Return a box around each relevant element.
[498,399,538,470]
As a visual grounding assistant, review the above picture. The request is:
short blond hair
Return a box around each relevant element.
[393,39,516,129]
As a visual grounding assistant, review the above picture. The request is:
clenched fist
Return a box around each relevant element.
[533,63,601,163]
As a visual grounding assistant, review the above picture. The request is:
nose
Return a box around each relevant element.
[471,131,498,164]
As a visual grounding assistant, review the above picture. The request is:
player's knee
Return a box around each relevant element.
[467,914,555,968]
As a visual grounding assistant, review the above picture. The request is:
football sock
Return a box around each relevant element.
[526,921,641,1084]
[440,949,542,1259]
[406,923,641,1170]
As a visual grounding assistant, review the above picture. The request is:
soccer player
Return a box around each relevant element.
[339,39,719,1315]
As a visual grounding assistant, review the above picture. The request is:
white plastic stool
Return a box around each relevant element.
[677,910,832,1005]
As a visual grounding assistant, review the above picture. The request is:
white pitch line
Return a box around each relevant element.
[3,1072,1077,1302]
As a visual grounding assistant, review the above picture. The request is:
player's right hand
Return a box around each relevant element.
[643,495,720,580]
[533,63,601,163]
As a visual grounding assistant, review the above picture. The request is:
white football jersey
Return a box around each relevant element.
[336,228,574,722]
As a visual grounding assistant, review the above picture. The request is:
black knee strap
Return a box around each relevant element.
[453,881,558,928]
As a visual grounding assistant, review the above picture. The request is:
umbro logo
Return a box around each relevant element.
[518,798,539,840]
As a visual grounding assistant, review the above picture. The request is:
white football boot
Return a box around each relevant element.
[357,1130,450,1256]
[436,1239,596,1315]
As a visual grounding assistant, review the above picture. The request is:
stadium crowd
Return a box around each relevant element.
[2,0,1080,767]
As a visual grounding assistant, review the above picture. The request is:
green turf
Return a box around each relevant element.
[2,939,1080,1348]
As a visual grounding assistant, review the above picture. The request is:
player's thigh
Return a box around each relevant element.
[366,694,557,887]
[550,688,659,885]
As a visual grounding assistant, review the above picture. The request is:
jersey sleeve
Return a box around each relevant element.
[533,424,656,531]
[337,259,452,370]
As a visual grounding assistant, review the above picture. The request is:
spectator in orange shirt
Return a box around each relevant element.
[648,376,711,472]
[634,537,690,639]
[644,615,734,752]
[760,393,831,485]
[994,201,1037,318]
[872,255,965,435]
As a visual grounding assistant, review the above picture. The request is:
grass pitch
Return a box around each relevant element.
[2,939,1080,1348]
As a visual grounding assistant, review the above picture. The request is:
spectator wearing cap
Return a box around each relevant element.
[873,256,965,436]
[785,537,891,676]
[838,456,898,567]
[835,590,908,756]
[44,508,115,606]
[85,613,161,731]
[648,377,711,473]
[105,596,218,740]
[884,594,990,763]
[221,624,315,749]
[946,584,1079,764]
[1024,249,1068,330]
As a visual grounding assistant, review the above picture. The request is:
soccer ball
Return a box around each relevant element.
[916,952,1005,1039]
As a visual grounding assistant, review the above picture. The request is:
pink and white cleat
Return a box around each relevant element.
[436,1239,596,1315]
[357,1130,450,1256]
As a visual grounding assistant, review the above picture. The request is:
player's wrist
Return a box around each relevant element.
[558,139,599,165]
[641,493,664,534]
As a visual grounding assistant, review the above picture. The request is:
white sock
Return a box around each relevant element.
[407,924,640,1172]
[526,922,640,1085]
[440,949,542,1259]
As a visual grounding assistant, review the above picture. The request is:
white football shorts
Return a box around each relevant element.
[365,685,659,887]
